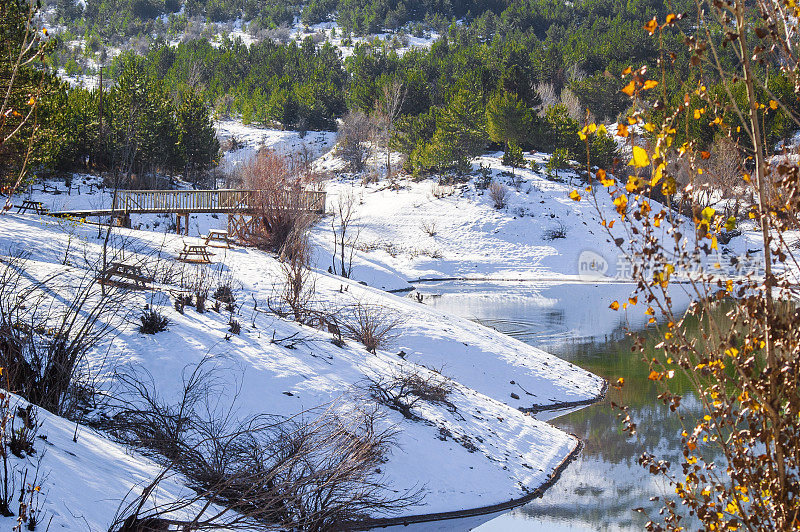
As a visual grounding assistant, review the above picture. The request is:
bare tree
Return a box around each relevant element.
[330,190,359,278]
[239,149,316,253]
[534,83,559,112]
[269,227,315,324]
[336,111,373,173]
[374,79,406,182]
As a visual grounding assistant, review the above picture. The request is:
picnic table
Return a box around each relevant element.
[204,229,232,249]
[97,262,153,290]
[16,200,48,215]
[178,243,213,264]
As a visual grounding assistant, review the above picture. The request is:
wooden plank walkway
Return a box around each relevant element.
[49,189,326,217]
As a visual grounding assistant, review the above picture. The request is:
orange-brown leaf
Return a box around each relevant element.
[621,80,636,96]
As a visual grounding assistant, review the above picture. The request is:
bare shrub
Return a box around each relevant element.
[269,230,315,324]
[336,111,373,173]
[488,181,508,209]
[366,366,454,420]
[239,150,316,254]
[420,220,437,237]
[0,254,125,416]
[138,308,170,335]
[560,87,584,122]
[104,361,420,531]
[542,221,567,240]
[339,302,401,354]
[535,83,559,112]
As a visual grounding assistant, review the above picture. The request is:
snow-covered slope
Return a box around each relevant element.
[0,395,215,530]
[0,211,604,526]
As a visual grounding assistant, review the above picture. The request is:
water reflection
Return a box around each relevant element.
[414,282,702,531]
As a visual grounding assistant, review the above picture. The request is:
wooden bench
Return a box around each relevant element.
[16,200,47,215]
[97,262,153,290]
[178,243,213,264]
[204,229,232,249]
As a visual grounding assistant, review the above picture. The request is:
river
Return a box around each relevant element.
[407,281,700,531]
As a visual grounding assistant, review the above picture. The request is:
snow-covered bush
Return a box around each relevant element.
[366,366,454,420]
[340,302,400,354]
[489,181,508,209]
[104,361,419,530]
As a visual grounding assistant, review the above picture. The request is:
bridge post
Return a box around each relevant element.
[176,213,189,235]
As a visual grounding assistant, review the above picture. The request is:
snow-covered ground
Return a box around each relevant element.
[311,150,776,291]
[0,394,221,530]
[216,119,336,175]
[0,210,605,527]
[287,20,440,58]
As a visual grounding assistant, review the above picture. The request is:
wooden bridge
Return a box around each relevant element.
[49,188,326,237]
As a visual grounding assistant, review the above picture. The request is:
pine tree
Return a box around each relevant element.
[0,0,57,191]
[177,90,219,185]
[423,82,488,173]
[486,90,533,150]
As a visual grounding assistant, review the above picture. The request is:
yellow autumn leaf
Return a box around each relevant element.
[769,100,778,110]
[622,66,632,76]
[621,80,636,96]
[569,190,581,201]
[666,13,676,24]
[644,18,658,34]
[597,169,615,187]
[629,146,650,168]
[616,123,630,137]
[650,163,664,186]
[609,300,620,310]
[613,194,628,214]
[643,79,659,90]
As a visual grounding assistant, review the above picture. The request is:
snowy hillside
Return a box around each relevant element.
[0,211,605,528]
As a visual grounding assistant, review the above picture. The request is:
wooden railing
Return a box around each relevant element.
[112,189,326,214]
